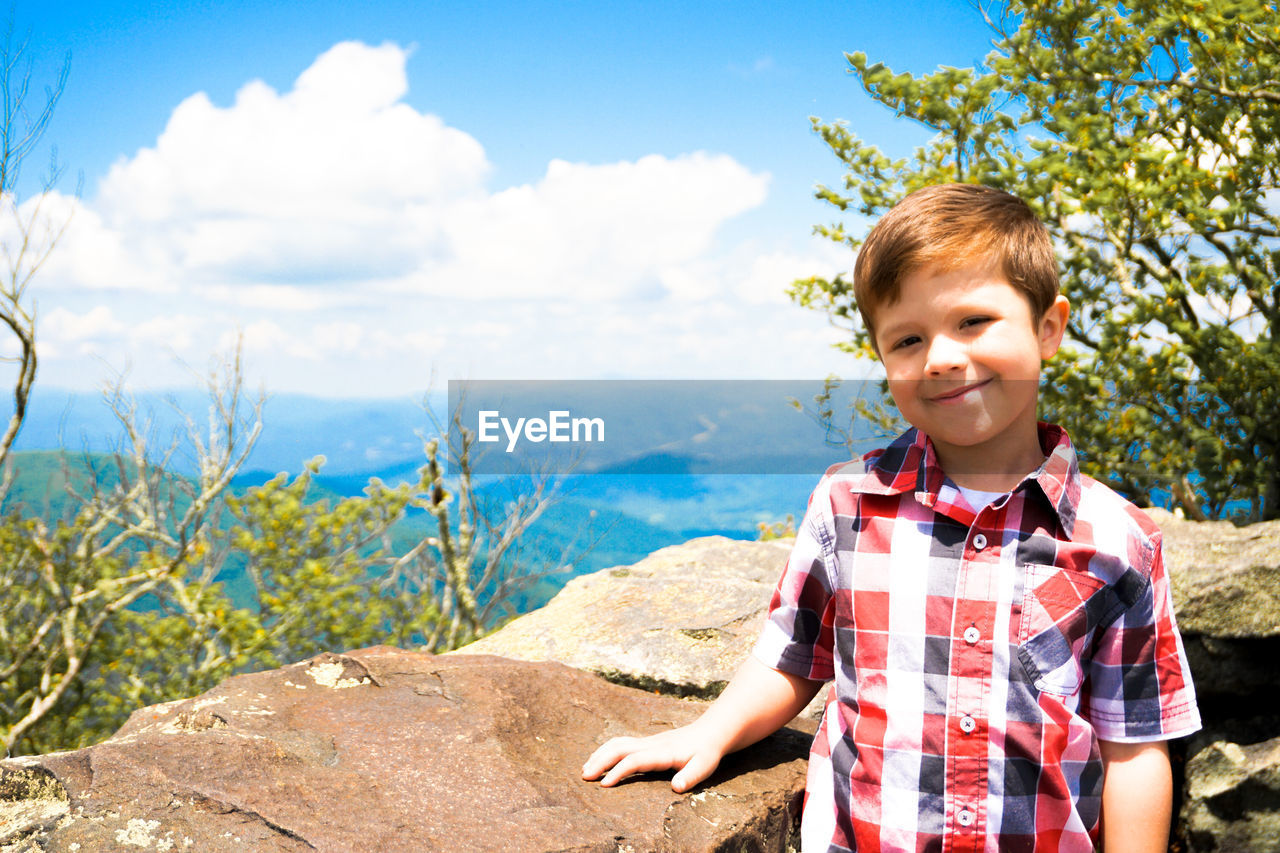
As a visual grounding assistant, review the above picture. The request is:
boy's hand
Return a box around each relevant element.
[581,721,727,792]
[582,657,823,794]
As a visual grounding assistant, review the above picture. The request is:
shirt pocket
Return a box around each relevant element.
[1015,563,1113,696]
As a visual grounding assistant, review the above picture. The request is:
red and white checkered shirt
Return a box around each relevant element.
[753,424,1200,853]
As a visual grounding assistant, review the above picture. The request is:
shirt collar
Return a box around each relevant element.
[852,423,1082,538]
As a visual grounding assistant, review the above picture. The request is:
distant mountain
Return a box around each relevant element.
[452,379,878,478]
[6,386,865,611]
[0,448,779,618]
[15,388,446,479]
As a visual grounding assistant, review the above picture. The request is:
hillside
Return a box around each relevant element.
[0,450,805,618]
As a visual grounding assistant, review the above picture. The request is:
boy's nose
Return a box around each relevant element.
[924,335,967,375]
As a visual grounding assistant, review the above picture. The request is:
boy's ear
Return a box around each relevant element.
[1038,295,1070,359]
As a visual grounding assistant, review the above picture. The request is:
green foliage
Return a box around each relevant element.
[793,0,1280,521]
[0,33,566,757]
[756,515,796,541]
[225,460,411,668]
[0,429,569,755]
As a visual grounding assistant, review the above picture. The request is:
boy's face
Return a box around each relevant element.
[872,261,1069,482]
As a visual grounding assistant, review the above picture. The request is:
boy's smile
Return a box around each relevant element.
[873,261,1069,489]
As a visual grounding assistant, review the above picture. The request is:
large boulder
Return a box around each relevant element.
[1147,509,1280,852]
[0,648,810,852]
[1148,508,1280,730]
[471,515,1280,852]
[1182,736,1280,853]
[466,514,1280,705]
[4,512,1275,852]
[1154,508,1280,639]
[461,536,794,700]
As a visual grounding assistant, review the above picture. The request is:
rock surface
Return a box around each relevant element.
[461,536,794,699]
[1147,508,1280,852]
[0,648,810,852]
[3,509,1277,853]
[1182,736,1280,853]
[1146,509,1280,741]
[1151,507,1280,639]
[471,512,1280,852]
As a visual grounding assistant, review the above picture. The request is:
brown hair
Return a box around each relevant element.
[853,184,1058,343]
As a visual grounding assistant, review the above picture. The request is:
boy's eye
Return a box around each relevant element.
[890,335,921,351]
[960,316,993,330]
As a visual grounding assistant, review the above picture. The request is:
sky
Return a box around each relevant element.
[6,1,998,398]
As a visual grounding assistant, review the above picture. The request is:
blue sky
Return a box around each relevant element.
[10,1,997,397]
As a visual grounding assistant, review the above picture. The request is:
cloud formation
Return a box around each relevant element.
[47,41,771,301]
[27,40,849,393]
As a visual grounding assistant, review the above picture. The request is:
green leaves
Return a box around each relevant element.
[0,432,566,754]
[797,0,1280,521]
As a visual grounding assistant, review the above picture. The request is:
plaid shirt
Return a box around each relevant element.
[753,424,1200,853]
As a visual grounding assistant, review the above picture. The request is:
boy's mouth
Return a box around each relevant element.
[927,378,992,403]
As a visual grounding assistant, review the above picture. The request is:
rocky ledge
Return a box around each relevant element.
[2,507,1277,852]
[469,510,1280,853]
[0,649,809,852]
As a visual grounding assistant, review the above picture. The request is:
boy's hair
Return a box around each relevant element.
[853,183,1058,342]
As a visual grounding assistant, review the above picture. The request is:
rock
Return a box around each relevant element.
[0,648,810,853]
[461,536,794,699]
[1182,736,1280,853]
[1128,509,1280,851]
[4,513,1275,852]
[1145,509,1280,744]
[466,513,1280,729]
[1150,508,1280,639]
[468,514,1280,852]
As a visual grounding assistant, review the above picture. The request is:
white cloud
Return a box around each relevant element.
[199,283,366,311]
[46,306,124,341]
[100,41,489,220]
[313,321,365,353]
[414,152,770,301]
[40,40,773,310]
[68,41,487,290]
[732,240,851,305]
[224,320,320,361]
[369,328,440,358]
[21,39,846,394]
[42,305,126,359]
[130,314,200,352]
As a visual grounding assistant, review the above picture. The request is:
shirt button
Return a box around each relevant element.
[957,808,975,828]
[963,626,981,645]
[960,715,977,734]
[972,533,988,550]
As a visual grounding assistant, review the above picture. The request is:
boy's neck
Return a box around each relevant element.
[930,431,1047,494]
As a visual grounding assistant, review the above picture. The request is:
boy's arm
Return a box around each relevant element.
[1098,739,1172,853]
[581,655,823,793]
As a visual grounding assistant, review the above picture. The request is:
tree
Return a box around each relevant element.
[388,417,574,652]
[0,32,580,755]
[0,27,69,469]
[790,0,1280,521]
[0,354,263,754]
[0,384,585,753]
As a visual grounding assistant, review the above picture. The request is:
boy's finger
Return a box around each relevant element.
[672,751,719,793]
[581,737,639,780]
[599,749,679,788]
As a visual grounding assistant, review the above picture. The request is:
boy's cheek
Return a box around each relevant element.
[884,380,918,420]
[885,376,915,403]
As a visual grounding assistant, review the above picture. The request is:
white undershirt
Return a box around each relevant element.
[956,484,1008,510]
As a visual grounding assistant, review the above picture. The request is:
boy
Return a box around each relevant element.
[582,184,1200,852]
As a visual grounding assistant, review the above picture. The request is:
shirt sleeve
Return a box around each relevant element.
[751,475,839,683]
[1084,535,1201,742]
